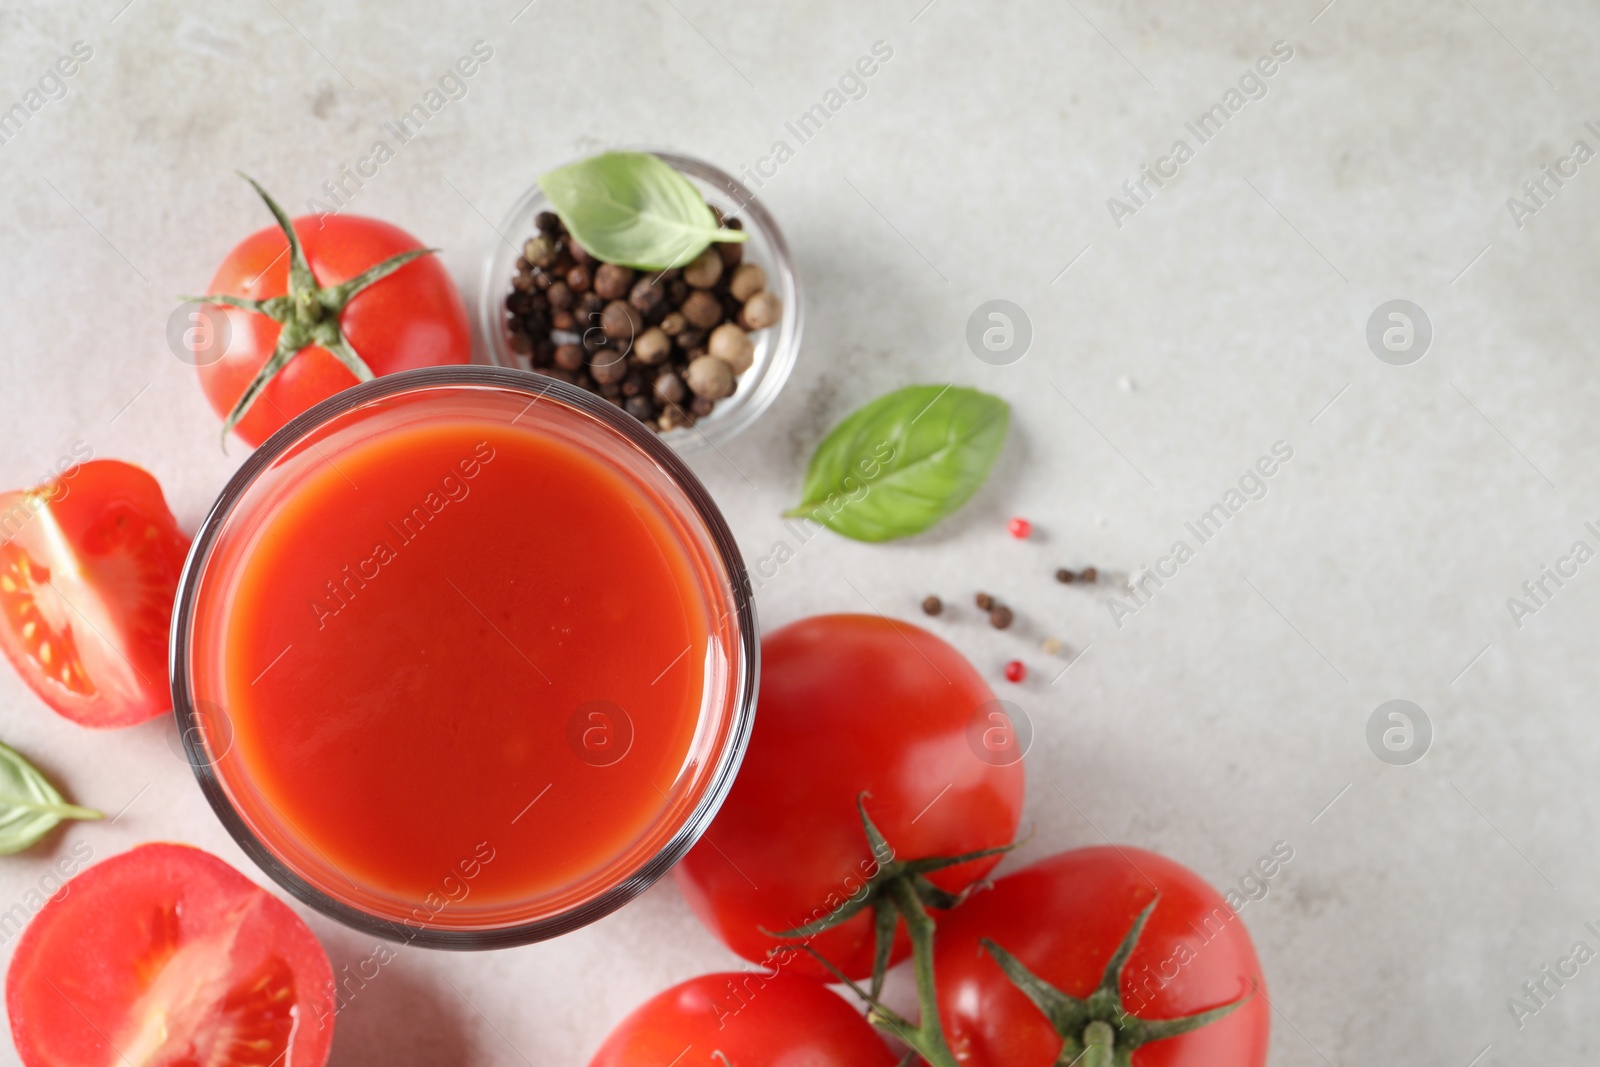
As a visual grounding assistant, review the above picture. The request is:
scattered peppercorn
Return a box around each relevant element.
[504,206,783,432]
[1008,517,1032,539]
[1004,660,1026,683]
[1055,566,1100,584]
[975,592,995,611]
[989,605,1014,630]
[922,595,943,616]
[1041,636,1064,656]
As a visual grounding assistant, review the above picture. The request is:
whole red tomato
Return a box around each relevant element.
[0,460,189,727]
[194,179,469,446]
[675,613,1025,982]
[587,972,897,1067]
[934,847,1270,1067]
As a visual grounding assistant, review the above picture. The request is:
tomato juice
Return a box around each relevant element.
[175,369,755,946]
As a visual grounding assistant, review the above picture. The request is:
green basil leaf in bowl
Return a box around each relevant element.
[787,384,1010,542]
[0,742,100,855]
[539,151,748,271]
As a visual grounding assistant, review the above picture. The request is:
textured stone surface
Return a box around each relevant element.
[1,1,1597,1063]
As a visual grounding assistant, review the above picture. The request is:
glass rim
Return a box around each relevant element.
[169,365,760,950]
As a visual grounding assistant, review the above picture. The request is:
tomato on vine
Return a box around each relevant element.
[674,613,1025,990]
[933,847,1270,1067]
[187,175,470,447]
[586,972,897,1067]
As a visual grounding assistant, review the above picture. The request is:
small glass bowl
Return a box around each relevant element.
[478,150,802,455]
[171,366,758,949]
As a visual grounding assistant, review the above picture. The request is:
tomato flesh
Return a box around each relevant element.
[197,213,471,447]
[586,972,897,1067]
[934,847,1271,1067]
[0,461,190,727]
[6,842,335,1067]
[675,613,1025,981]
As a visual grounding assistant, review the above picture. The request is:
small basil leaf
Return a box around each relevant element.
[787,385,1010,542]
[0,742,100,856]
[539,151,748,271]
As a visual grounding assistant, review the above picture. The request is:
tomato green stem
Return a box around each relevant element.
[1079,1020,1115,1067]
[982,898,1253,1067]
[767,793,1017,998]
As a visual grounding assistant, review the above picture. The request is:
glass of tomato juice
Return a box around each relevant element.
[171,367,757,948]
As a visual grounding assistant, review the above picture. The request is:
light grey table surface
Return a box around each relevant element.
[2,1,1597,1063]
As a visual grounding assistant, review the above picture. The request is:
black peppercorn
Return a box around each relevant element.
[1055,568,1075,583]
[601,301,641,342]
[629,277,665,316]
[566,265,591,293]
[1080,567,1098,584]
[625,395,657,422]
[989,605,1014,630]
[546,282,574,311]
[536,211,562,236]
[593,263,634,301]
[681,290,723,330]
[653,370,686,405]
[975,592,995,611]
[591,350,628,385]
[922,595,942,616]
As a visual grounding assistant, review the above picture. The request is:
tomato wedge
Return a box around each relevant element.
[0,460,189,727]
[6,842,336,1067]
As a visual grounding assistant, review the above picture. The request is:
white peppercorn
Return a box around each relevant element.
[685,355,734,399]
[741,291,782,330]
[728,262,766,302]
[633,327,671,366]
[683,248,723,289]
[708,323,755,374]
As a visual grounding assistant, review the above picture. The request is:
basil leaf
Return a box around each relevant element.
[0,742,100,855]
[539,151,748,270]
[787,385,1010,542]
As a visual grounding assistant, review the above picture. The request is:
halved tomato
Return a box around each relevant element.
[0,460,189,727]
[6,842,336,1067]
